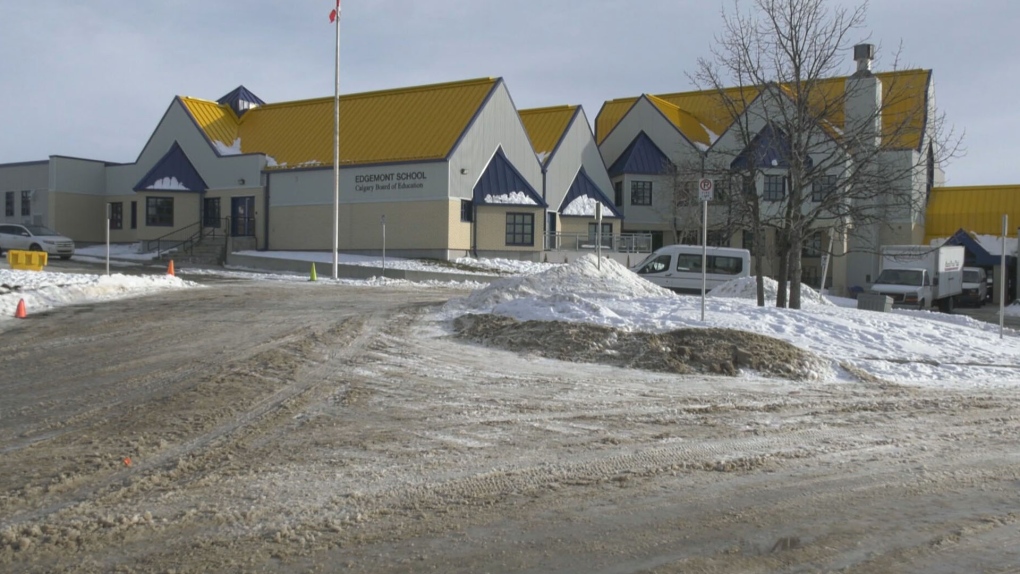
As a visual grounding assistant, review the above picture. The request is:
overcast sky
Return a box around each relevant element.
[1,1,1016,186]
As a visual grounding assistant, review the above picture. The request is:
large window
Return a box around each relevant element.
[203,197,221,227]
[20,190,31,216]
[4,192,12,216]
[109,202,123,230]
[505,212,534,246]
[812,174,837,202]
[763,175,785,201]
[146,197,174,227]
[630,181,652,206]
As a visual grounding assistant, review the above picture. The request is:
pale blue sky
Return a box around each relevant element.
[1,1,1015,186]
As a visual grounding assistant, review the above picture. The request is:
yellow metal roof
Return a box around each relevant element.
[518,106,577,159]
[596,70,930,150]
[925,185,1020,242]
[645,95,712,148]
[180,78,499,168]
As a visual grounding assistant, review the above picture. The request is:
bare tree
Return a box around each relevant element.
[691,0,962,309]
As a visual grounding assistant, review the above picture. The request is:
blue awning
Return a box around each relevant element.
[558,167,623,218]
[472,147,546,207]
[607,131,671,177]
[133,142,207,193]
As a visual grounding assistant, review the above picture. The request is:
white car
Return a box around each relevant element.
[0,223,75,260]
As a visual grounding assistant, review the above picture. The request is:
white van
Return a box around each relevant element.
[960,267,988,307]
[631,244,751,293]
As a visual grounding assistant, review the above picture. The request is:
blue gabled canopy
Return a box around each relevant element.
[558,167,623,218]
[217,85,265,117]
[943,228,1017,267]
[133,142,207,193]
[730,124,813,171]
[607,131,671,177]
[473,147,546,207]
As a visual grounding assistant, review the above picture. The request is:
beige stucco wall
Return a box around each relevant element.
[475,206,545,254]
[447,200,472,251]
[132,192,201,241]
[269,199,453,252]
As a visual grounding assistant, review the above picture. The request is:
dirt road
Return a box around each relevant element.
[2,281,1019,573]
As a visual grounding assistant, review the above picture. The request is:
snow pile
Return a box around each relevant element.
[484,192,537,205]
[710,276,834,306]
[213,137,243,156]
[562,196,606,216]
[444,255,675,328]
[453,257,553,275]
[0,269,196,320]
[146,177,189,191]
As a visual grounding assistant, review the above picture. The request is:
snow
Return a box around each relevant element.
[561,195,610,217]
[146,177,189,191]
[213,137,243,156]
[484,192,538,205]
[3,252,1019,388]
[536,151,550,163]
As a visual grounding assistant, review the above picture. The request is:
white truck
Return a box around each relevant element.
[869,245,965,312]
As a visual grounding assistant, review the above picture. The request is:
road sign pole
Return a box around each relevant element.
[697,178,714,322]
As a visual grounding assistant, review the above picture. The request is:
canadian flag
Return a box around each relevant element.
[329,0,341,23]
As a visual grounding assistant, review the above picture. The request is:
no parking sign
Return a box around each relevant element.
[698,178,714,202]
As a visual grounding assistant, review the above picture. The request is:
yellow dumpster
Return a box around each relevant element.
[7,250,48,271]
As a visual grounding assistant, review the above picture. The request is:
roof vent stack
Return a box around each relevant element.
[853,44,875,76]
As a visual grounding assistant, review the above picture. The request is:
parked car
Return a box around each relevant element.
[631,244,751,293]
[960,267,988,307]
[0,223,75,260]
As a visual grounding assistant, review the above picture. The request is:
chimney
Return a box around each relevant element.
[853,44,875,76]
[845,43,882,148]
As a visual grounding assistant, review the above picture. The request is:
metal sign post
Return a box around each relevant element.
[595,203,603,271]
[105,203,111,276]
[698,178,714,321]
[381,214,386,276]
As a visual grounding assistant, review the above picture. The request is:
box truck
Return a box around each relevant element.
[869,245,965,312]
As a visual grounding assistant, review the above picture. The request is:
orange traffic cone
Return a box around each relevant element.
[15,299,27,319]
[167,260,175,276]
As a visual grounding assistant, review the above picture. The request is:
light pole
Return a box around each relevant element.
[330,0,342,280]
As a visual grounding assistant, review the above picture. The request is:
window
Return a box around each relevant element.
[636,254,671,274]
[812,174,837,202]
[802,233,822,257]
[675,254,744,275]
[21,190,31,216]
[146,197,174,227]
[505,212,534,246]
[630,181,652,206]
[588,222,612,247]
[130,201,137,229]
[707,230,731,247]
[109,202,123,230]
[460,199,473,222]
[742,230,756,256]
[203,197,221,227]
[4,192,12,216]
[614,181,623,207]
[763,175,785,201]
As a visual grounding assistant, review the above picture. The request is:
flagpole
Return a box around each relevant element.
[331,1,341,280]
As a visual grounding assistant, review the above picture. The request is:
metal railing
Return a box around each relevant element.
[544,232,653,254]
[142,217,237,257]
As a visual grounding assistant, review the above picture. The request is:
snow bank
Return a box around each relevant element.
[710,276,833,306]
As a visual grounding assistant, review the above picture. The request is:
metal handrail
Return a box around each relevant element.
[143,218,231,256]
[544,232,653,253]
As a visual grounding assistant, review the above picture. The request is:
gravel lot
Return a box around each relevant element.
[2,280,1019,573]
